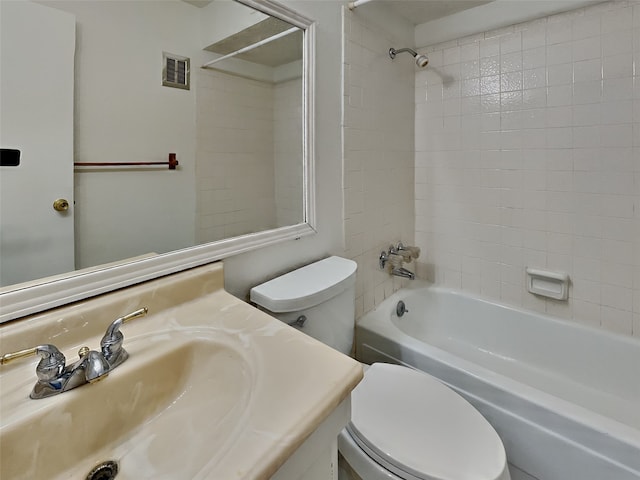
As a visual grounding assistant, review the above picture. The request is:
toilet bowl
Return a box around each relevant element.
[250,256,510,480]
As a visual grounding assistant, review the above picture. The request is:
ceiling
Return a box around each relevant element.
[374,0,494,26]
[183,0,494,26]
[187,0,495,67]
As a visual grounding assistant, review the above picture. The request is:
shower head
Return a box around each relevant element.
[415,54,429,68]
[389,47,429,68]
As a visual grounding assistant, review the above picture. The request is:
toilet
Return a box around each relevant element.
[250,256,510,480]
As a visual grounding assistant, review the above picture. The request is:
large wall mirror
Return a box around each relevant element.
[0,0,315,322]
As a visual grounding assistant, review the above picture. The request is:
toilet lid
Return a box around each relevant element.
[347,363,507,480]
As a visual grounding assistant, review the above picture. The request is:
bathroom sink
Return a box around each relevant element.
[0,330,252,480]
[0,264,363,479]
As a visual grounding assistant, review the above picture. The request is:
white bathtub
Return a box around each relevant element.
[355,283,640,480]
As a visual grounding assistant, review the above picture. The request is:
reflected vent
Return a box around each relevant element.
[163,52,190,90]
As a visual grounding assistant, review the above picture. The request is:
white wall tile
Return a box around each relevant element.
[602,6,633,33]
[547,64,573,85]
[413,0,638,338]
[522,24,547,50]
[602,53,634,78]
[548,20,573,45]
[573,103,601,126]
[345,11,415,319]
[572,13,601,41]
[602,29,634,56]
[573,58,602,83]
[460,42,480,62]
[547,43,573,65]
[573,36,602,62]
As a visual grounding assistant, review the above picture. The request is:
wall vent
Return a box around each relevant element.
[162,52,190,90]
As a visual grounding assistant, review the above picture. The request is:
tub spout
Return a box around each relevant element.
[391,267,415,280]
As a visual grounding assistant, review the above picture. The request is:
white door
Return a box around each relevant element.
[0,1,75,287]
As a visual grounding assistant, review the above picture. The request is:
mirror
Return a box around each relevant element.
[0,0,315,322]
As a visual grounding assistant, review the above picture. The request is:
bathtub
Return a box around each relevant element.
[355,283,640,480]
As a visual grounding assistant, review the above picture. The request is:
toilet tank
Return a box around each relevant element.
[250,256,357,355]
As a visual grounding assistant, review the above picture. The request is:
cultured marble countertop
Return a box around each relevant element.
[0,262,363,479]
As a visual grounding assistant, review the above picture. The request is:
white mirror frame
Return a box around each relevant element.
[0,0,316,323]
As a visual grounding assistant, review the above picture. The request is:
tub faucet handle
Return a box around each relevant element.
[395,242,421,260]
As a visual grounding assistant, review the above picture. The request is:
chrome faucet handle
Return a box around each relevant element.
[1,344,66,382]
[100,307,148,365]
[395,242,420,260]
[379,250,390,269]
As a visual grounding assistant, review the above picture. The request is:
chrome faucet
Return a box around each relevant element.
[390,242,421,260]
[100,307,148,368]
[0,307,147,399]
[379,242,420,280]
[390,266,415,280]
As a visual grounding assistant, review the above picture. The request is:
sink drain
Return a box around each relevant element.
[85,460,119,480]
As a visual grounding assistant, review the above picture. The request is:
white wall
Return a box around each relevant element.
[199,0,268,49]
[414,1,640,338]
[343,6,416,319]
[45,1,200,268]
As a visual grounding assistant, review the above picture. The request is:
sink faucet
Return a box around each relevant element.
[101,307,148,368]
[0,307,147,399]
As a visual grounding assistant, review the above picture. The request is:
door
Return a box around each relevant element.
[0,1,75,287]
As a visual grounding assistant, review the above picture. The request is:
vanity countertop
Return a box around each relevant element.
[0,262,363,479]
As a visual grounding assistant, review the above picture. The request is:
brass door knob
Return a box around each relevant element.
[53,198,69,212]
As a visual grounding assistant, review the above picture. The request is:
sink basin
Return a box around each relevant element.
[0,329,253,479]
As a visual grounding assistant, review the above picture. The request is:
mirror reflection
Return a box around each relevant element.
[0,0,305,288]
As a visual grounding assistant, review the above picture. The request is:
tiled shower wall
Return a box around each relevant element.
[343,9,415,319]
[414,1,640,337]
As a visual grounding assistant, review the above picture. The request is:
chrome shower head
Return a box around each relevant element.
[415,54,429,68]
[389,47,429,68]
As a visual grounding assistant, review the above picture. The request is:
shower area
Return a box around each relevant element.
[342,2,639,478]
[343,0,639,335]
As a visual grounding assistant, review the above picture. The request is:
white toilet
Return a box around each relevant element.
[250,256,510,480]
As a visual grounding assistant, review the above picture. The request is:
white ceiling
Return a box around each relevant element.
[183,0,493,24]
[375,0,494,26]
[185,0,601,53]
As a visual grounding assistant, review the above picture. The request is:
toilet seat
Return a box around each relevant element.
[346,363,509,480]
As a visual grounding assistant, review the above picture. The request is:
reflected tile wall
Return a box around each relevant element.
[415,1,640,337]
[274,78,303,228]
[196,69,276,243]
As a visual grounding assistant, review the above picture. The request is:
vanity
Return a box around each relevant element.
[0,262,363,479]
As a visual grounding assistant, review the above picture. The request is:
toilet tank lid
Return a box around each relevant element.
[250,256,357,312]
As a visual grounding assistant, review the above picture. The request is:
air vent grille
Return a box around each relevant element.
[163,52,190,90]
